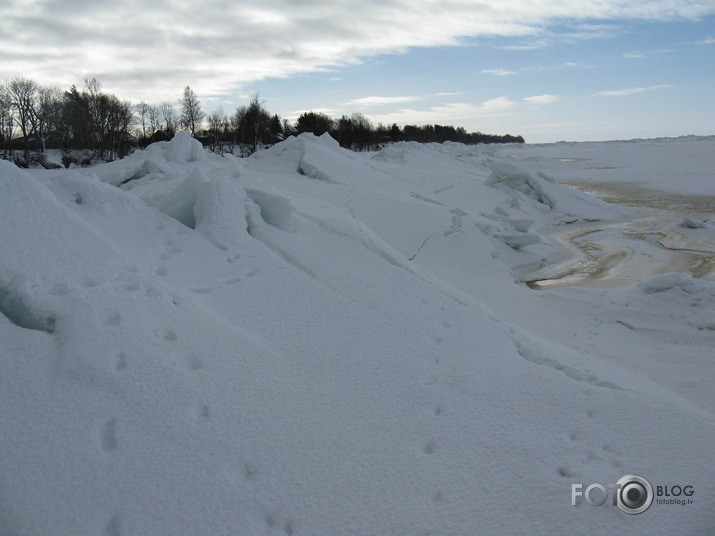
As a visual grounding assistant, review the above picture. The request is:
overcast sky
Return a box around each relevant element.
[2,0,714,142]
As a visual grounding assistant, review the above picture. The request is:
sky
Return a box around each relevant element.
[1,0,714,142]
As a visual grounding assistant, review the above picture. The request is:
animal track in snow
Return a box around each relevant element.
[101,417,118,452]
[243,461,258,480]
[123,279,140,291]
[163,330,178,342]
[422,439,436,454]
[103,311,121,327]
[188,354,203,370]
[105,513,121,536]
[48,283,72,296]
[115,352,127,371]
[557,466,576,478]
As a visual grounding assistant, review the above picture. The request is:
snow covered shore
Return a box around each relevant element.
[1,133,714,535]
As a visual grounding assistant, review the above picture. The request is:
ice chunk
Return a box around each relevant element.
[494,232,541,249]
[485,161,555,208]
[638,272,696,294]
[166,130,207,163]
[679,217,706,229]
[194,178,250,249]
[244,188,296,231]
[155,167,209,228]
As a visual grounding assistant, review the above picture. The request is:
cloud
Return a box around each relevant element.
[366,96,517,126]
[345,96,423,106]
[595,85,670,96]
[523,94,560,105]
[481,69,518,76]
[0,0,713,103]
[623,49,674,58]
[695,37,715,45]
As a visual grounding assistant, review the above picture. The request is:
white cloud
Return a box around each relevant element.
[345,96,423,106]
[523,94,560,105]
[366,96,517,126]
[481,69,518,76]
[0,0,712,103]
[479,96,517,112]
[696,37,715,45]
[623,49,674,58]
[596,85,670,97]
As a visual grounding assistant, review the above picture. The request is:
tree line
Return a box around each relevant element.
[0,76,524,166]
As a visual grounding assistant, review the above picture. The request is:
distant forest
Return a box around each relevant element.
[0,77,524,167]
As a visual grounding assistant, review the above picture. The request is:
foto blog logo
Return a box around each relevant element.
[571,474,694,515]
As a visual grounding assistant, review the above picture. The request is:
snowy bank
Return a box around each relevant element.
[2,135,714,535]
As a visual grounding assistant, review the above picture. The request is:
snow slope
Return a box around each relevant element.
[1,132,714,535]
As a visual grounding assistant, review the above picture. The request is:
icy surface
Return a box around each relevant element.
[2,135,714,535]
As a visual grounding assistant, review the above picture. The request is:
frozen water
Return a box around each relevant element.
[2,135,714,535]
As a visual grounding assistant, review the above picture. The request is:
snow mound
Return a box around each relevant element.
[638,272,715,298]
[88,132,207,187]
[679,217,707,229]
[485,160,624,223]
[259,133,343,183]
[3,137,715,535]
[165,130,208,163]
[486,161,556,207]
[88,157,161,187]
[194,178,251,250]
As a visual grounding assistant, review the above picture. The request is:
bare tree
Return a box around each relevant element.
[0,81,15,158]
[160,101,178,132]
[179,85,204,135]
[7,77,38,157]
[206,106,228,154]
[148,104,161,135]
[135,101,151,140]
[33,86,63,153]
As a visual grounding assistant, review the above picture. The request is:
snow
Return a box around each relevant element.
[1,134,714,535]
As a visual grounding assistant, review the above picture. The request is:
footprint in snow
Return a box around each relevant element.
[557,466,575,478]
[103,311,121,328]
[115,352,127,371]
[188,354,203,370]
[422,439,436,455]
[105,513,121,536]
[100,417,118,453]
[163,330,178,342]
[48,283,73,296]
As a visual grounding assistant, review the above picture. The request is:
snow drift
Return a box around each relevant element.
[1,134,714,535]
